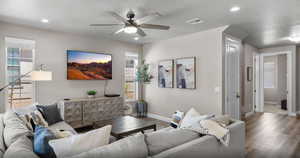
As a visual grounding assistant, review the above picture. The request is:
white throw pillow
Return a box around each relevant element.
[180,108,213,128]
[49,125,112,158]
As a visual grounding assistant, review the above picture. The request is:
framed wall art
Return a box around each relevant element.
[158,60,174,88]
[175,57,196,89]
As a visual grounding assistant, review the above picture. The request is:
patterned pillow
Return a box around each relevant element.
[31,110,49,128]
[19,114,34,131]
[19,110,49,132]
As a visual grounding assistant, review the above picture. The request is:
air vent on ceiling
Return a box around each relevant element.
[186,18,204,24]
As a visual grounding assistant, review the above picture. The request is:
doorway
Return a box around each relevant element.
[263,54,288,115]
[255,50,296,116]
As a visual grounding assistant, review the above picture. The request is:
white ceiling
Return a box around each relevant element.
[0,0,299,48]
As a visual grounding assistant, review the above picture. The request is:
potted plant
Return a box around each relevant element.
[87,90,97,98]
[135,60,153,117]
[136,60,153,84]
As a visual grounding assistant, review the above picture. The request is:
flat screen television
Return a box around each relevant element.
[67,50,112,80]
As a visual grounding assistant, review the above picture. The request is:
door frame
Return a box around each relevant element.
[256,49,296,116]
[223,34,242,120]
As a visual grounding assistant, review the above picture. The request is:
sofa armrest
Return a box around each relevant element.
[153,120,245,158]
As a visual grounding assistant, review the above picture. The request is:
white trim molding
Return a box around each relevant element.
[148,113,172,123]
[257,46,297,116]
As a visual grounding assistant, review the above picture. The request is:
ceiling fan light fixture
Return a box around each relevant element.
[124,26,137,34]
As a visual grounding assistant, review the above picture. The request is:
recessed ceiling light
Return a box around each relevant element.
[186,18,204,25]
[230,6,240,12]
[41,18,49,23]
[134,37,139,40]
[288,35,300,43]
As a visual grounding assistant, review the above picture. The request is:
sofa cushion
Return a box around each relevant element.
[48,121,77,134]
[37,104,63,125]
[69,133,148,158]
[0,115,5,156]
[4,136,39,158]
[145,127,200,156]
[33,126,57,158]
[49,125,111,158]
[3,111,32,147]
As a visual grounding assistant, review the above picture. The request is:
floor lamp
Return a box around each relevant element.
[0,64,52,108]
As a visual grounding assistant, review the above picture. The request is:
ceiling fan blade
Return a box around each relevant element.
[135,12,161,25]
[107,11,130,24]
[90,24,123,26]
[115,28,124,34]
[139,24,170,30]
[137,28,146,37]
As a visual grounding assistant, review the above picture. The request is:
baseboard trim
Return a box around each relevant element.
[245,111,254,118]
[264,101,278,105]
[148,113,172,123]
[289,112,297,117]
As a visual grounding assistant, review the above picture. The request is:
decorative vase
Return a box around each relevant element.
[136,100,148,117]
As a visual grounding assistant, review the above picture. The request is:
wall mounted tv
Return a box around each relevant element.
[67,50,112,80]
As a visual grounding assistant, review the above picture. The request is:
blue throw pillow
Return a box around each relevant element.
[34,125,57,158]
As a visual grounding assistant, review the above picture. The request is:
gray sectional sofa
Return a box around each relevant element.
[0,110,245,158]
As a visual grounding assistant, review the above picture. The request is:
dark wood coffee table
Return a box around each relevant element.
[109,116,157,140]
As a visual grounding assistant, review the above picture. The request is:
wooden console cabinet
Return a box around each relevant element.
[58,97,125,128]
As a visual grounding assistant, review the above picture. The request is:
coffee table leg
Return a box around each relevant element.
[153,125,157,131]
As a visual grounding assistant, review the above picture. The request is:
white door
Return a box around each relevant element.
[225,37,240,120]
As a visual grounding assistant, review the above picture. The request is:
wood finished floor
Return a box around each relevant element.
[245,112,300,158]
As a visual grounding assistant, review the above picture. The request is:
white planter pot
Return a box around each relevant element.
[87,95,95,98]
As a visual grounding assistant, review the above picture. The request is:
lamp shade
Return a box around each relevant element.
[31,71,52,81]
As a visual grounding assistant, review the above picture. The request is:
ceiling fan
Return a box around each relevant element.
[90,11,170,37]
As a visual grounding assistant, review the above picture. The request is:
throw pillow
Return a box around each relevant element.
[37,104,63,125]
[3,111,32,147]
[19,110,49,132]
[49,125,112,158]
[180,108,214,128]
[19,114,34,131]
[211,115,234,126]
[170,110,184,128]
[69,133,148,158]
[4,136,39,158]
[31,110,49,128]
[34,126,57,158]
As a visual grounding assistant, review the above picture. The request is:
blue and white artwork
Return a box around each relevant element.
[158,60,173,88]
[176,57,196,89]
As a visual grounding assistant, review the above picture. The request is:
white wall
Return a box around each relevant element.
[142,26,227,118]
[296,46,300,111]
[242,43,258,114]
[0,22,142,112]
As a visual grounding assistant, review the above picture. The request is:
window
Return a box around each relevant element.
[5,37,35,108]
[124,53,138,101]
[264,61,277,88]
